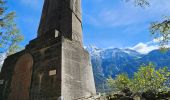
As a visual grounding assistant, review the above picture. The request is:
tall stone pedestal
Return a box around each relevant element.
[0,0,96,99]
[0,37,96,100]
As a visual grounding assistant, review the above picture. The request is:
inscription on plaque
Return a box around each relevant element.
[0,80,4,85]
[49,70,56,76]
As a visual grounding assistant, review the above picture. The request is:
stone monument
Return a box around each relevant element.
[0,0,96,100]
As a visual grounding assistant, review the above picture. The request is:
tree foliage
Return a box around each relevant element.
[107,73,130,91]
[133,63,170,92]
[134,0,150,7]
[107,63,170,93]
[150,19,170,50]
[0,0,23,56]
[124,0,150,7]
[126,0,170,49]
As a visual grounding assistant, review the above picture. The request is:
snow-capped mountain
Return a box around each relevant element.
[85,45,102,57]
[86,46,170,92]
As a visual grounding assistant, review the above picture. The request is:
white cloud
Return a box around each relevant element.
[85,0,170,28]
[130,42,159,54]
[153,37,164,43]
[130,37,170,54]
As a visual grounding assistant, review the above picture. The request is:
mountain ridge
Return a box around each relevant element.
[86,46,170,92]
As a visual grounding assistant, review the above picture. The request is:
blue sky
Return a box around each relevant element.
[7,0,170,54]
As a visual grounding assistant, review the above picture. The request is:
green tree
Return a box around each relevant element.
[107,73,131,91]
[133,0,150,7]
[125,0,170,49]
[107,63,170,93]
[133,63,170,93]
[150,19,170,50]
[0,0,23,69]
[0,0,23,54]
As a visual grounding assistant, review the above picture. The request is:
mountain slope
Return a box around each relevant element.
[86,46,170,92]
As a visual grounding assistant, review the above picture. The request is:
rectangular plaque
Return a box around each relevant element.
[55,30,59,38]
[0,80,4,85]
[49,70,56,76]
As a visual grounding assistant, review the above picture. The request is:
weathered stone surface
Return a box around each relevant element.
[29,41,62,100]
[8,54,33,100]
[62,39,96,100]
[0,37,96,100]
[0,0,96,99]
[38,0,83,45]
[0,51,24,100]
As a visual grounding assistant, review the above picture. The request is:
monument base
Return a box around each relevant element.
[0,37,96,100]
